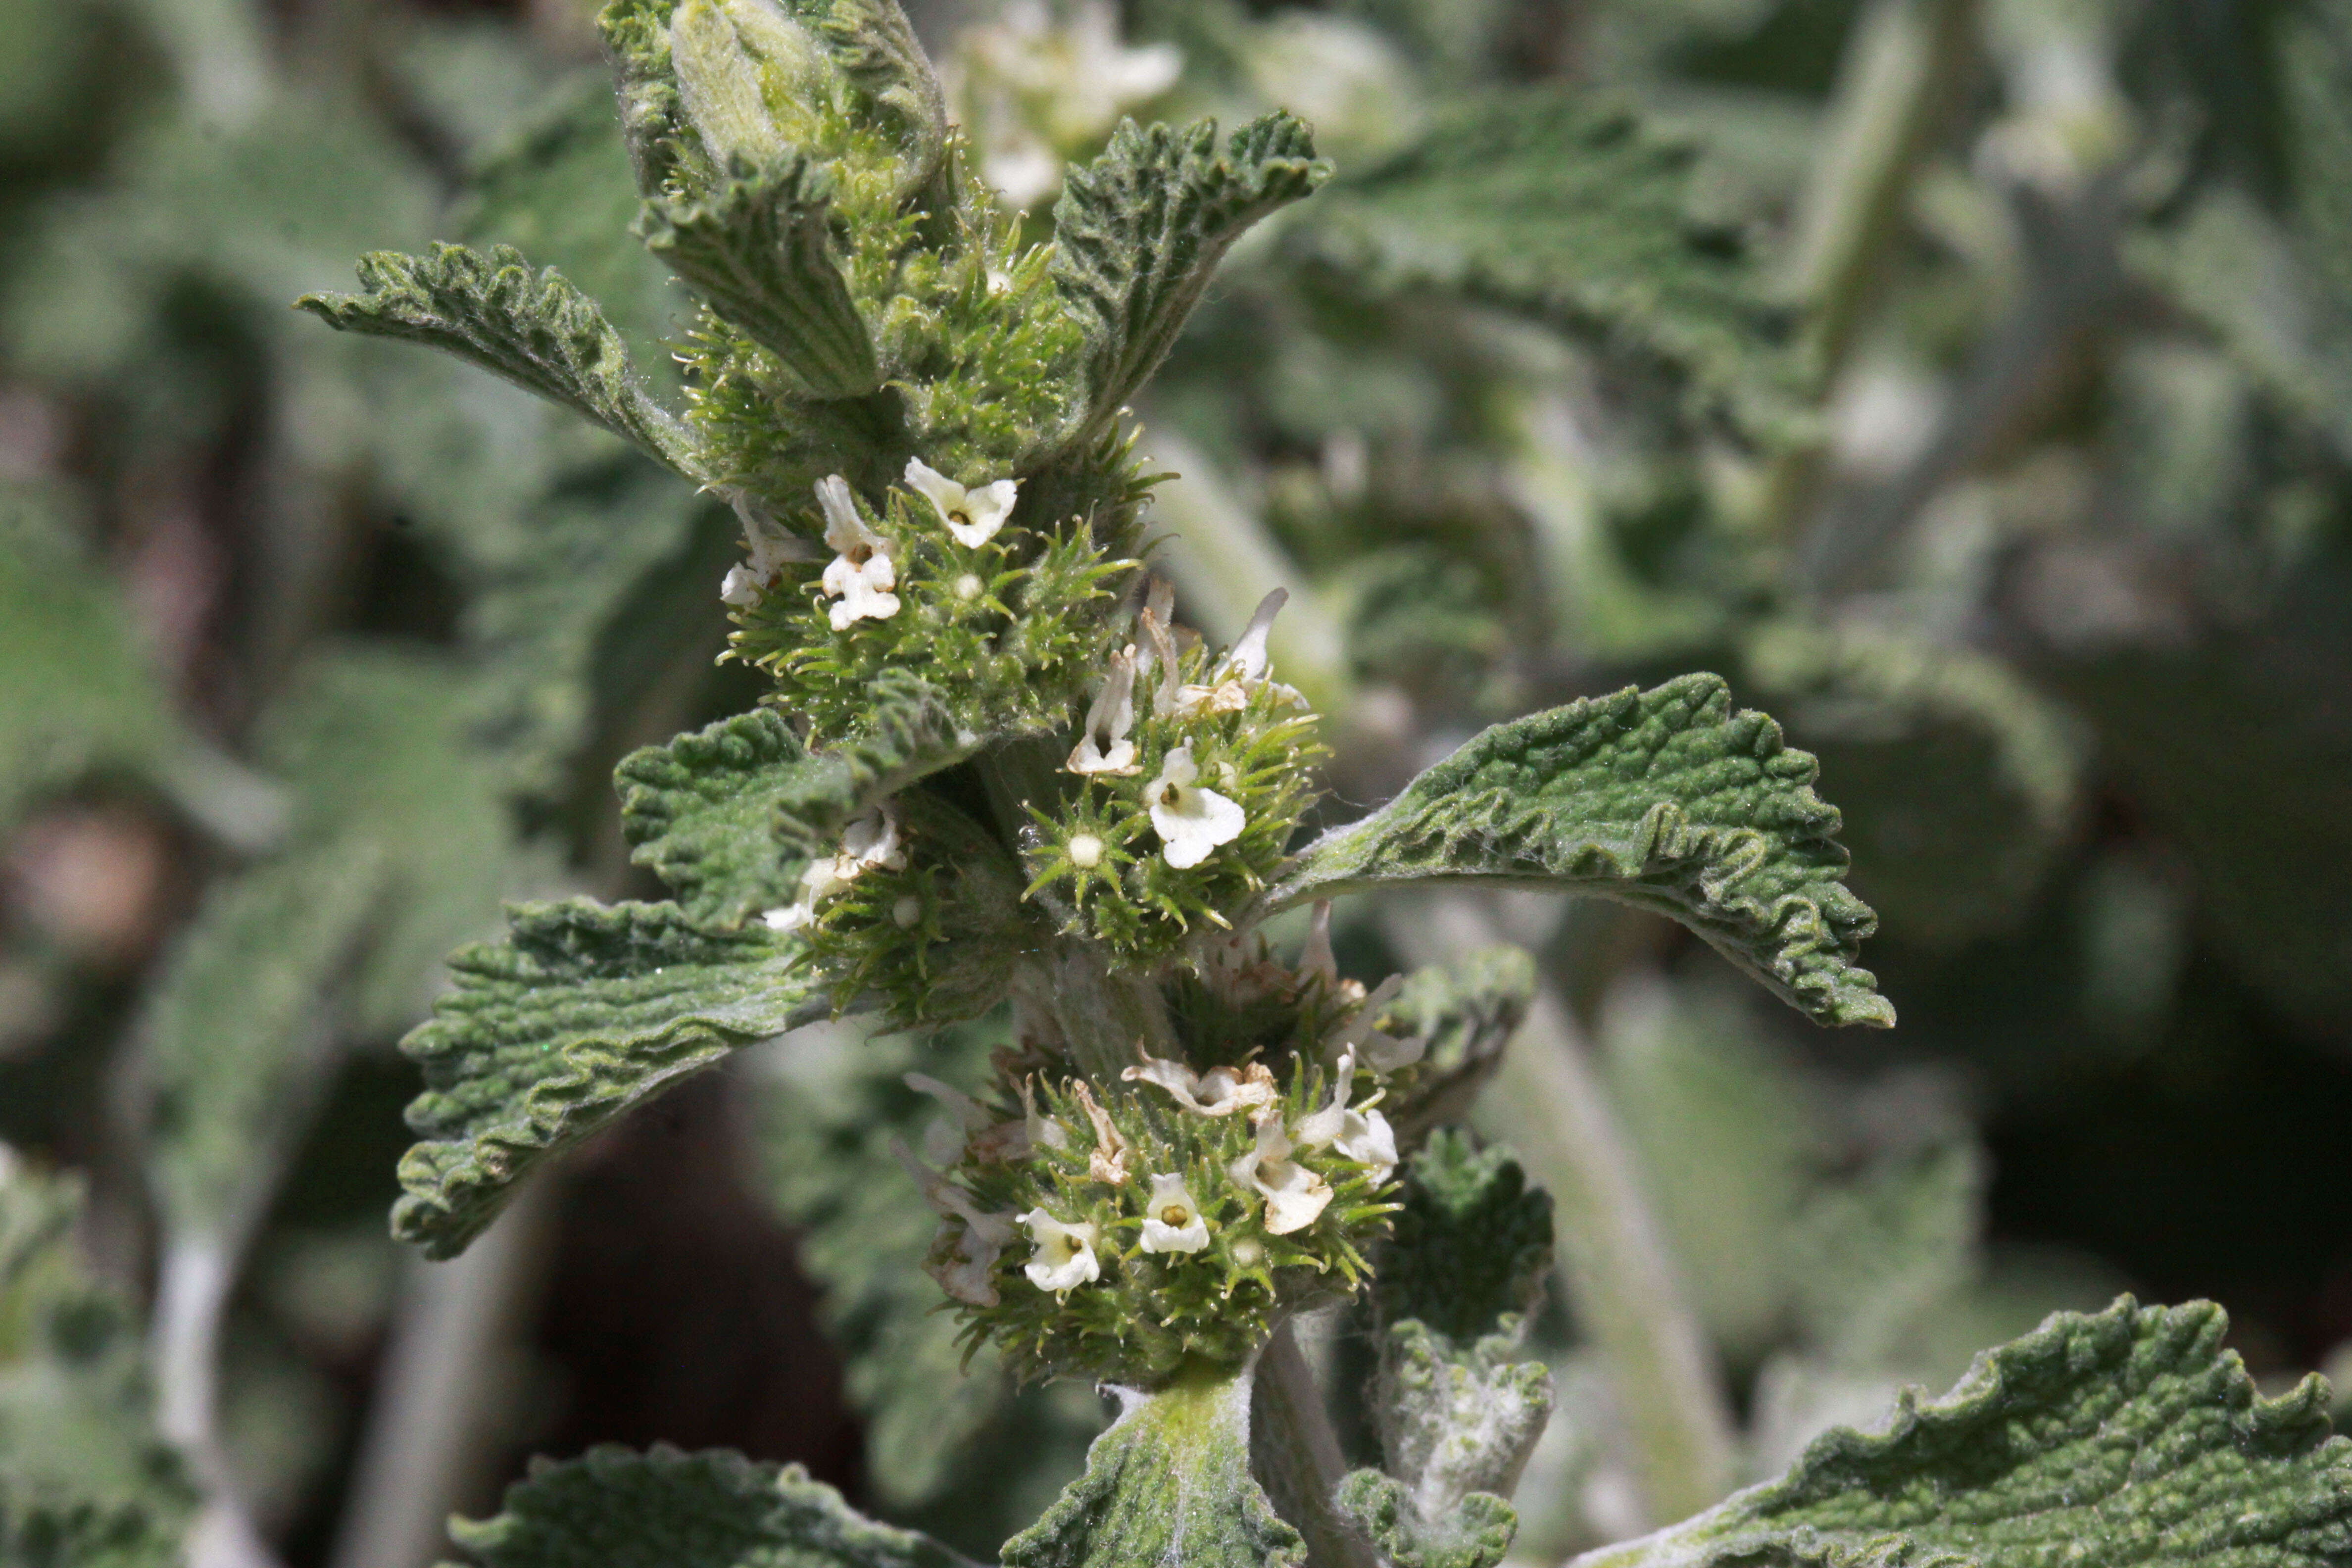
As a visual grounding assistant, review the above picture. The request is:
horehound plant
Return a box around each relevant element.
[294,4,2352,1568]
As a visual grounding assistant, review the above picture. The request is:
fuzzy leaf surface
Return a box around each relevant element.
[1267,675,1890,1028]
[395,899,822,1257]
[448,1444,974,1568]
[638,158,881,397]
[0,1169,195,1568]
[296,242,703,475]
[1050,112,1329,439]
[1292,89,1797,431]
[1001,1366,1304,1568]
[616,683,981,930]
[1573,1297,2352,1568]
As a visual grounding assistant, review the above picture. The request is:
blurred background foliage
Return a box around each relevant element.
[4,0,2352,1562]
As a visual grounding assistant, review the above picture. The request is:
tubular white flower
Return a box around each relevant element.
[816,475,900,629]
[1296,900,1338,989]
[905,458,1020,547]
[1020,1078,1071,1150]
[1067,649,1142,775]
[1121,1056,1277,1117]
[1018,1208,1103,1292]
[719,497,815,606]
[757,803,903,934]
[1145,746,1245,869]
[1227,1115,1331,1235]
[1293,1052,1399,1183]
[1216,588,1286,684]
[1139,1173,1211,1254]
[893,1139,1018,1306]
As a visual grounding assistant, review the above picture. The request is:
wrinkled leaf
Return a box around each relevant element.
[1376,1129,1554,1343]
[297,242,705,476]
[1267,674,1891,1029]
[616,681,983,930]
[1573,1297,2352,1568]
[448,1444,974,1568]
[1051,112,1329,441]
[395,899,823,1257]
[637,157,882,397]
[1293,89,1798,432]
[1001,1364,1303,1568]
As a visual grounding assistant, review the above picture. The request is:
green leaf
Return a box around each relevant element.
[263,647,533,1038]
[1376,1130,1554,1344]
[1573,1297,2352,1568]
[1050,112,1330,441]
[1382,948,1535,1142]
[394,899,824,1258]
[637,157,882,397]
[0,501,181,833]
[140,845,387,1237]
[1742,620,2082,947]
[1265,674,1892,1029]
[1336,1472,1516,1568]
[296,242,706,477]
[448,1444,974,1568]
[618,709,824,929]
[1343,1134,1553,1568]
[1292,89,1798,432]
[457,70,684,356]
[1001,1364,1304,1568]
[616,682,981,930]
[0,1166,196,1568]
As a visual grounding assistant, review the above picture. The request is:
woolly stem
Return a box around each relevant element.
[1253,1321,1379,1568]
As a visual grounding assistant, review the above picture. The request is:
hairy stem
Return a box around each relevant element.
[328,1173,559,1568]
[1252,1321,1378,1568]
[1381,896,1737,1527]
[1758,0,1979,546]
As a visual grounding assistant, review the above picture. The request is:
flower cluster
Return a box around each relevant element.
[886,968,1418,1387]
[719,459,1142,746]
[1022,584,1324,963]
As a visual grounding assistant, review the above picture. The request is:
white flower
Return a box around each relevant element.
[1018,1208,1103,1292]
[1067,648,1142,776]
[816,475,900,629]
[1292,1052,1398,1183]
[1296,900,1338,989]
[1139,1173,1211,1254]
[1020,1078,1071,1150]
[905,458,1020,547]
[757,803,904,935]
[719,496,815,606]
[1227,1114,1332,1235]
[1121,1056,1277,1117]
[1323,973,1422,1073]
[1139,589,1305,717]
[1145,746,1245,869]
[894,1139,1018,1306]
